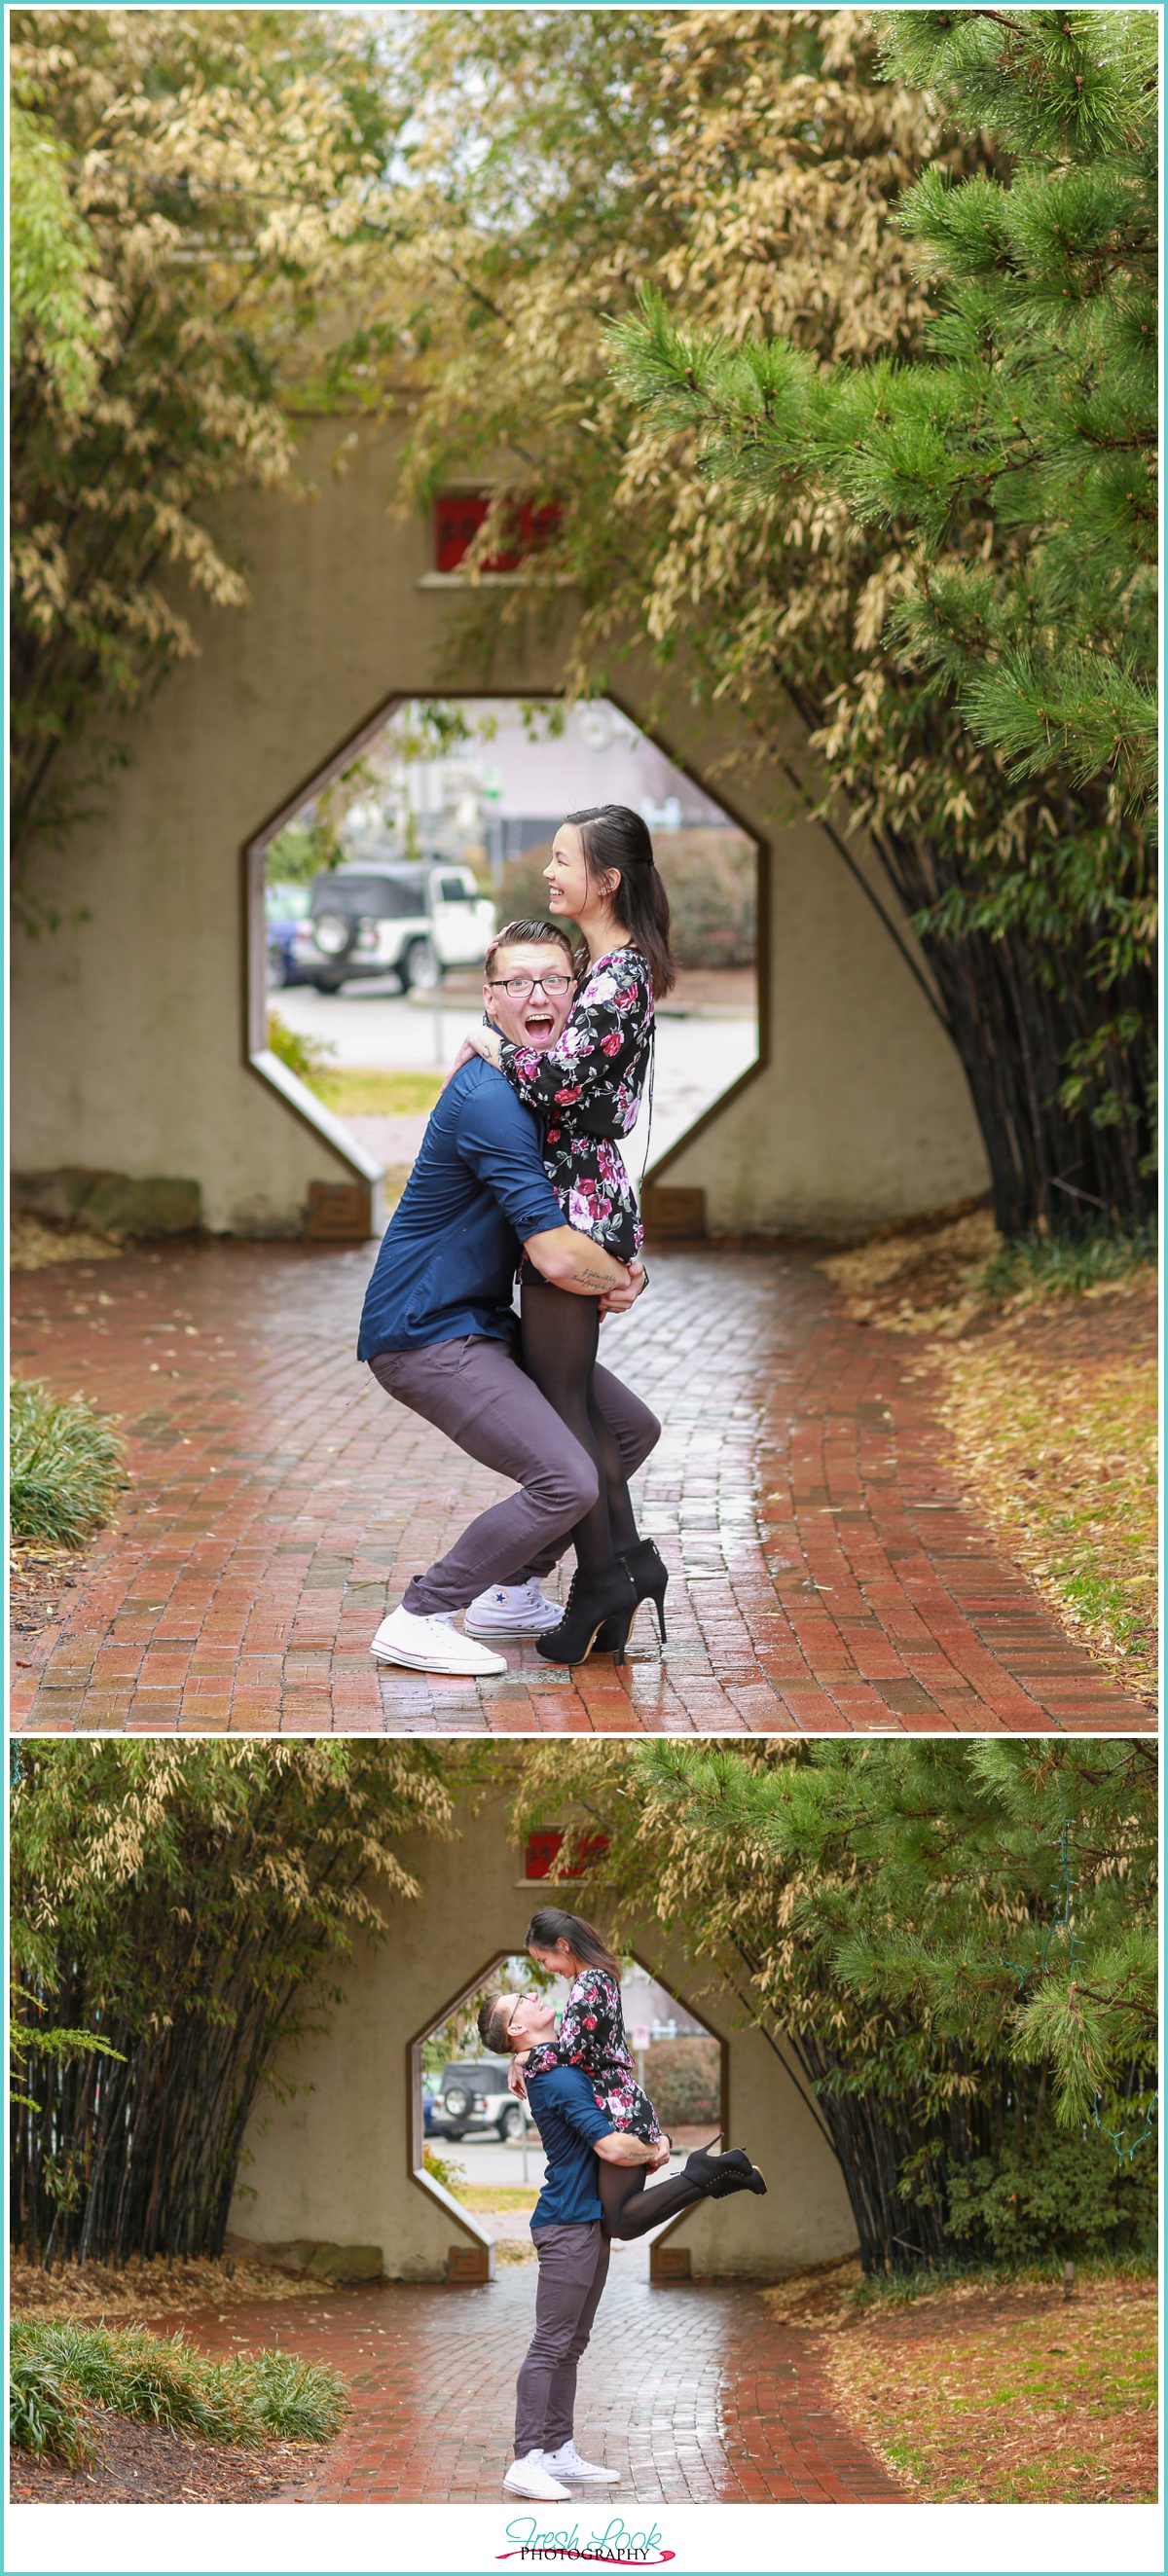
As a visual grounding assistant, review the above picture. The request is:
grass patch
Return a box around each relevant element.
[981,1222,1157,1305]
[848,2248,1156,2313]
[823,2273,1157,2503]
[10,2315,347,2466]
[455,2185,540,2212]
[10,1377,127,1544]
[310,1067,445,1118]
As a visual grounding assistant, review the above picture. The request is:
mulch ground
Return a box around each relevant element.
[9,2253,324,2321]
[822,1214,1158,1696]
[11,2412,330,2505]
[10,1542,92,1650]
[820,2274,1158,2505]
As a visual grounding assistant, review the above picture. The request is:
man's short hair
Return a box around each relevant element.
[484,918,576,982]
[478,1992,514,2055]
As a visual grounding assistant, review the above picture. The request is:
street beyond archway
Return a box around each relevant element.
[10,1241,1150,1735]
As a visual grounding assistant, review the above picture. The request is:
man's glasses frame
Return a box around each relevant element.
[487,972,573,998]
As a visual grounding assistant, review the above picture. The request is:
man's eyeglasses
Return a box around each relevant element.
[487,972,572,998]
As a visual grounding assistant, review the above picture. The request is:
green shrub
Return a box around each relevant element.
[941,2126,1157,2268]
[9,2316,348,2459]
[9,2347,92,2467]
[10,1377,126,1544]
[642,2038,720,2128]
[422,2145,467,2194]
[654,829,756,970]
[267,1011,337,1085]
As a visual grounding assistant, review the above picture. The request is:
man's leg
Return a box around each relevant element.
[539,2227,611,2457]
[513,2223,608,2462]
[368,1338,599,1615]
[510,1363,661,1584]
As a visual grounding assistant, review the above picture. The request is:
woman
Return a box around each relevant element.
[479,1905,766,2243]
[454,806,674,1665]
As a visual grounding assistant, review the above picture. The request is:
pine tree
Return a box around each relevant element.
[509,1739,1157,2273]
[608,10,1156,1234]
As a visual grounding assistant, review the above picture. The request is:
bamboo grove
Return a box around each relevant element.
[10,1745,452,2268]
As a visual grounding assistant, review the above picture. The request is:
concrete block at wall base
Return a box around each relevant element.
[304,1179,375,1244]
[13,1169,201,1241]
[649,2244,692,2284]
[641,1183,707,1240]
[303,2243,384,2284]
[447,2242,494,2285]
[224,2234,383,2281]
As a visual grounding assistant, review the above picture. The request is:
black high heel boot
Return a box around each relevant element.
[593,1539,670,1652]
[684,2146,768,2199]
[535,1559,638,1665]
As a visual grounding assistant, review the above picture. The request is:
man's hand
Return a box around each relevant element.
[598,1257,646,1319]
[594,2131,655,2166]
[524,1224,630,1299]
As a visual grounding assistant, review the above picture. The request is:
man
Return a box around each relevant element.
[357,920,659,1679]
[480,1987,763,2500]
[478,1985,656,2501]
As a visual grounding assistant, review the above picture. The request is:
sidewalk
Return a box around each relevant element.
[10,1238,1151,1734]
[142,2265,903,2506]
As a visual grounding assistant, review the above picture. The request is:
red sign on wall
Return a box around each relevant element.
[525,1828,609,1880]
[435,491,562,575]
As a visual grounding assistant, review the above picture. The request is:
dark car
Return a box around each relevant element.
[264,882,313,988]
[286,861,494,995]
[426,2058,526,2144]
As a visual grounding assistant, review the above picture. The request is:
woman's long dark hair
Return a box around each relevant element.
[566,804,675,998]
[526,1906,621,1981]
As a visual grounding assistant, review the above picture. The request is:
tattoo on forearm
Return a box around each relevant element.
[570,1261,618,1290]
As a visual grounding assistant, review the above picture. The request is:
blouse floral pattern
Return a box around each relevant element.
[525,1966,664,2147]
[497,946,654,1268]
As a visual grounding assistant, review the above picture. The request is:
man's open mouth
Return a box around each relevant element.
[523,1009,556,1040]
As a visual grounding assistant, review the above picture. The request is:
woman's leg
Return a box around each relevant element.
[521,1280,610,1571]
[597,2160,704,2242]
[521,1279,639,1572]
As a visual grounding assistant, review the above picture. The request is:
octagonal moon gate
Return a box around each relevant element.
[228,1790,858,2285]
[12,418,988,1241]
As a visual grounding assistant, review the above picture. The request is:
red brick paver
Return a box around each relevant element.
[142,2265,902,2506]
[10,1238,1151,1734]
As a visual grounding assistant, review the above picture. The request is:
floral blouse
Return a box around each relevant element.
[497,946,654,1267]
[525,1965,664,2147]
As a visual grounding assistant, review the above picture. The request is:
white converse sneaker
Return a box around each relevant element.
[370,1606,507,1677]
[541,2442,618,2484]
[503,2452,572,2501]
[463,1578,562,1636]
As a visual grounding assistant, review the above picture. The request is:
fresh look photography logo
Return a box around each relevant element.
[496,2512,675,2564]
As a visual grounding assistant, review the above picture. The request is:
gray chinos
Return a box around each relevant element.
[513,2220,611,2459]
[368,1335,659,1615]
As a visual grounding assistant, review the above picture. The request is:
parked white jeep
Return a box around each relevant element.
[289,861,496,993]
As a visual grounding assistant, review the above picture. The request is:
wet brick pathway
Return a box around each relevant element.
[10,1238,1150,1734]
[142,2265,902,2506]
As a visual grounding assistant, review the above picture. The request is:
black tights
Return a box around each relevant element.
[598,2160,704,2241]
[521,1278,639,1574]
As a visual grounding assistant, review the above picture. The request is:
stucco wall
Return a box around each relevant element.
[12,417,988,1235]
[230,1795,858,2282]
